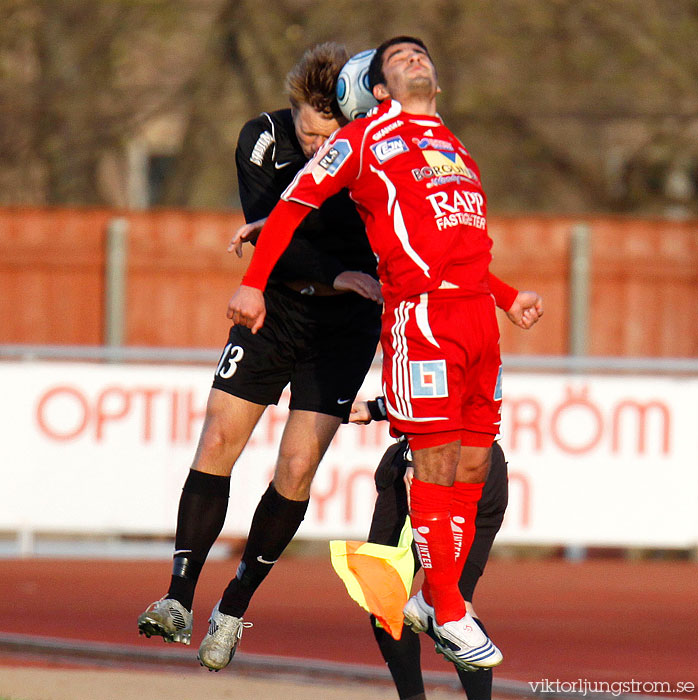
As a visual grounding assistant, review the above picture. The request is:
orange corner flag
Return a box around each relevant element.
[329,517,414,639]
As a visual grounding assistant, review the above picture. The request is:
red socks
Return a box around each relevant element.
[451,480,484,566]
[409,478,464,624]
[410,478,485,625]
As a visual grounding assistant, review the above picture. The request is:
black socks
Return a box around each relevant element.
[167,469,231,611]
[371,615,425,700]
[219,483,308,618]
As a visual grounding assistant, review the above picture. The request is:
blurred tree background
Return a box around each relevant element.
[1,0,697,215]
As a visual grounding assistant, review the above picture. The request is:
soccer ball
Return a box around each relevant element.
[337,49,378,121]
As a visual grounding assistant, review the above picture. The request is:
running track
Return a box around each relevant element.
[1,556,696,696]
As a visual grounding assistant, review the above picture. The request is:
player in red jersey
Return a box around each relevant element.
[228,36,533,670]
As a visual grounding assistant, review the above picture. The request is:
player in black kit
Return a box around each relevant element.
[137,43,382,671]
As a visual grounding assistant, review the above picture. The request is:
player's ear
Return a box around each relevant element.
[372,83,390,101]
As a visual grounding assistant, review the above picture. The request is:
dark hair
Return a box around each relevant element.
[367,36,431,90]
[285,42,349,119]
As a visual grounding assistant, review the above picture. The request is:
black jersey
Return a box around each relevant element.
[235,109,377,286]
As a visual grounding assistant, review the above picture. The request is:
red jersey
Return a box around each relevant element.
[244,99,493,308]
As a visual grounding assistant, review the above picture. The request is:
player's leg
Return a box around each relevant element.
[449,304,503,590]
[216,408,342,617]
[166,389,266,608]
[408,437,463,623]
[372,617,426,700]
[196,408,341,670]
[138,310,291,645]
[455,613,494,700]
[417,441,490,613]
[442,441,490,597]
[389,293,501,669]
[137,388,266,644]
[380,294,483,626]
[408,439,499,669]
[367,440,412,546]
[213,290,378,622]
[404,440,502,676]
[455,441,508,699]
[400,442,507,693]
[459,441,508,604]
[427,295,502,667]
[366,441,428,700]
[198,291,381,670]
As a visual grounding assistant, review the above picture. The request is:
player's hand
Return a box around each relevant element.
[227,285,266,333]
[349,400,372,424]
[333,271,383,303]
[505,291,543,330]
[228,218,267,258]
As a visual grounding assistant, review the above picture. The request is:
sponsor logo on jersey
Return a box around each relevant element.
[411,150,480,185]
[426,188,487,231]
[371,120,404,141]
[410,359,449,398]
[370,136,409,163]
[422,174,473,189]
[312,139,352,183]
[413,136,454,151]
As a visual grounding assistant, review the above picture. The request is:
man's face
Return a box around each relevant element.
[292,103,342,159]
[378,42,437,102]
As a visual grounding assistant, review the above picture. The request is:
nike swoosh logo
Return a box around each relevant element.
[174,549,192,556]
[257,556,278,565]
[275,161,292,169]
[337,398,352,405]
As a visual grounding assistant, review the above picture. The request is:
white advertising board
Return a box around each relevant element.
[0,361,695,547]
[497,375,698,547]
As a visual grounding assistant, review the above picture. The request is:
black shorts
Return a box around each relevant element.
[212,283,381,420]
[367,440,508,602]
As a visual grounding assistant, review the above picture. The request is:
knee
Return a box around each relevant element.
[455,445,491,483]
[193,420,243,475]
[457,460,489,484]
[274,450,317,499]
[200,424,232,455]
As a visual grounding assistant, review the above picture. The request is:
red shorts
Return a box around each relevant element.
[380,290,502,449]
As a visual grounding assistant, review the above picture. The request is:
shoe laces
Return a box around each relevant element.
[209,612,252,641]
[236,620,253,639]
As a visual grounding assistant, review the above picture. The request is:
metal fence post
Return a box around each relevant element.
[105,217,129,349]
[566,222,591,562]
[569,223,591,357]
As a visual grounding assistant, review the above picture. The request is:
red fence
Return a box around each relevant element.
[1,208,696,356]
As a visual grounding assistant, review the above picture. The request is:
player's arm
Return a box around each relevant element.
[229,215,381,302]
[488,273,518,312]
[229,208,358,288]
[227,199,313,332]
